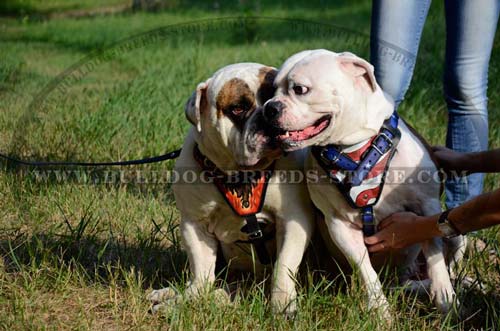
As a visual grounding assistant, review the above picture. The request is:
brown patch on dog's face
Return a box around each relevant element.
[216,78,256,130]
[257,67,278,105]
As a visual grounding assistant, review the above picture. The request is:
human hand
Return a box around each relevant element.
[364,212,438,253]
[431,146,469,175]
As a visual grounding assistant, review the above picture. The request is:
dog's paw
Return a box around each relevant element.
[211,288,231,305]
[147,287,178,305]
[147,287,182,315]
[150,301,176,315]
[431,281,457,314]
[271,289,297,318]
[148,285,232,315]
[366,292,392,321]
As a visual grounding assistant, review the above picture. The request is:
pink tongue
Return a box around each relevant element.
[288,118,329,141]
[290,128,311,140]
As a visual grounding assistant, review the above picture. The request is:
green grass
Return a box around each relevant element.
[1,0,499,330]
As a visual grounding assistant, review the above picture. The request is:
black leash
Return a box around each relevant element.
[0,149,182,167]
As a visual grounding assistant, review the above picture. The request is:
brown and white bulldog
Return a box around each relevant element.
[263,49,464,317]
[148,63,314,314]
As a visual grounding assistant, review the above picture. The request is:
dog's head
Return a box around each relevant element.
[185,63,280,171]
[263,49,394,151]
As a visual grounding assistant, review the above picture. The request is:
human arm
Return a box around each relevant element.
[364,188,500,252]
[432,146,500,174]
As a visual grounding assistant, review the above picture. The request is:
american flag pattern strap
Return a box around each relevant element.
[328,137,392,207]
[312,113,401,210]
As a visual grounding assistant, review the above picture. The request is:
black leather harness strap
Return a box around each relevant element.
[241,214,272,265]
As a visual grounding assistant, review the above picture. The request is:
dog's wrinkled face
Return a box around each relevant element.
[264,49,393,151]
[185,63,280,170]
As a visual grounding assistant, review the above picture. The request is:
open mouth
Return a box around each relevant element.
[277,115,331,143]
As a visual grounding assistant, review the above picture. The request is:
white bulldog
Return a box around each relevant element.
[263,49,464,315]
[148,63,314,314]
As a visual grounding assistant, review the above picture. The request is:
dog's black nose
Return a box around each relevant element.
[263,101,284,121]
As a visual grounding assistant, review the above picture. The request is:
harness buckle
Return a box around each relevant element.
[372,132,393,155]
[378,131,394,147]
[248,229,263,240]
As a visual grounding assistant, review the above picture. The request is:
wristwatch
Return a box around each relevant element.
[437,209,460,238]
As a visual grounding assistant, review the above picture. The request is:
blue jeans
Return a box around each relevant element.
[370,0,499,209]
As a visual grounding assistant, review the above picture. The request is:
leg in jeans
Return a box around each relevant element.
[370,0,432,108]
[443,0,500,209]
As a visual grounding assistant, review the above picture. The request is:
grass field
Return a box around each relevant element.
[1,0,500,330]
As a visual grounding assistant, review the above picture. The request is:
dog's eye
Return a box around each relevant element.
[231,107,245,116]
[229,105,246,116]
[293,85,309,95]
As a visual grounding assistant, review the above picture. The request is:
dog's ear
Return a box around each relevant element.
[185,78,211,132]
[338,52,377,93]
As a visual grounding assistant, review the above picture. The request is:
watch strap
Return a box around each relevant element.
[438,208,461,236]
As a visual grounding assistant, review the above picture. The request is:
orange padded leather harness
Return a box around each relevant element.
[193,145,274,264]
